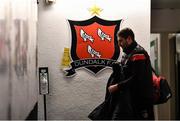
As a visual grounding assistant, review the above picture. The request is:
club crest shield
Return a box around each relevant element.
[66,16,122,76]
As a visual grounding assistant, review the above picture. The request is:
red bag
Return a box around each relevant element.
[152,69,172,105]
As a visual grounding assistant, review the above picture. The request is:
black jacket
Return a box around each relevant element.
[105,41,154,120]
[120,41,153,107]
[105,63,134,120]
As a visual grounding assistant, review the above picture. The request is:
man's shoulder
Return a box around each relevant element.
[133,44,149,55]
[130,53,146,61]
[130,45,148,61]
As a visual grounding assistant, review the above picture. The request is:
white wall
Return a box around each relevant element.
[38,0,150,119]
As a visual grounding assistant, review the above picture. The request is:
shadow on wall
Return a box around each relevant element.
[26,103,38,120]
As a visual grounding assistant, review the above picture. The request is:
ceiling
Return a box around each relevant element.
[152,0,180,9]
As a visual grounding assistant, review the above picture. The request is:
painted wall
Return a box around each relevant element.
[38,0,150,119]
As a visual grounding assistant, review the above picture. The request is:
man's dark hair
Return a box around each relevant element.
[117,28,135,40]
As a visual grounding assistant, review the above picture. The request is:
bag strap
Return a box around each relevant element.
[151,67,159,77]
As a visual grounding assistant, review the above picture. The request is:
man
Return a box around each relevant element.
[108,28,154,119]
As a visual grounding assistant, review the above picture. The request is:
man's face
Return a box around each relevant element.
[117,36,128,49]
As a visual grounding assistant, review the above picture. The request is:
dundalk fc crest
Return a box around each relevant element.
[65,16,122,76]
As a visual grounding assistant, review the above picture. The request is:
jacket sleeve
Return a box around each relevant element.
[117,75,134,90]
[105,73,114,100]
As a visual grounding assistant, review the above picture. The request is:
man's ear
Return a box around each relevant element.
[127,36,132,44]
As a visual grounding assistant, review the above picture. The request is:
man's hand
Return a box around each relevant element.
[108,84,119,93]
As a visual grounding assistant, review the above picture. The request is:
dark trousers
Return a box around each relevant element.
[133,106,155,120]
